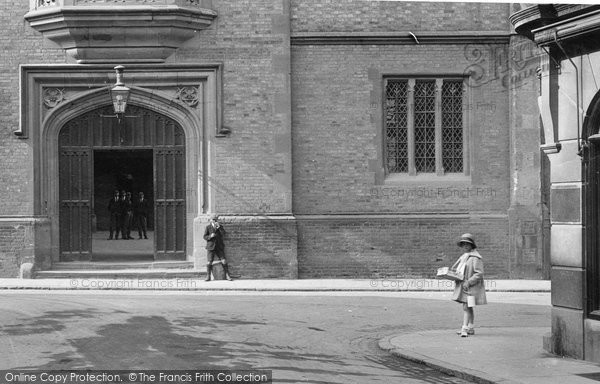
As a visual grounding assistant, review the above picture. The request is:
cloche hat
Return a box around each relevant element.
[457,233,477,248]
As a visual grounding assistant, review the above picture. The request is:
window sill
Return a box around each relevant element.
[384,173,471,185]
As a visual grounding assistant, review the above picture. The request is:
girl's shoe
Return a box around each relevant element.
[456,327,474,336]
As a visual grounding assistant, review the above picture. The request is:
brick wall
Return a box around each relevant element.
[221,216,298,279]
[291,1,510,32]
[0,2,65,276]
[0,223,34,277]
[172,0,293,215]
[297,215,509,278]
[0,1,64,216]
[289,1,524,278]
[291,43,511,214]
[172,0,296,278]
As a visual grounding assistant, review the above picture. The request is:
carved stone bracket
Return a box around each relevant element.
[176,86,200,107]
[43,88,65,108]
[38,0,57,7]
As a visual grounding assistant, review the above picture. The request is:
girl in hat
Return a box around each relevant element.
[452,233,487,337]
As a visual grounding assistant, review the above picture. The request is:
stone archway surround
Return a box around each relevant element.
[20,64,222,270]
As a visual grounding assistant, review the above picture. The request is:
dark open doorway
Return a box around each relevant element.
[93,149,154,261]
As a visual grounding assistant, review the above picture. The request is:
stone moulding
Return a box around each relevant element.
[24,1,217,63]
[532,9,600,47]
[19,63,223,266]
[290,31,511,45]
[17,63,223,138]
[510,4,600,43]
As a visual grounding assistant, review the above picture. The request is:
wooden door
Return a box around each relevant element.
[154,119,186,260]
[59,123,92,261]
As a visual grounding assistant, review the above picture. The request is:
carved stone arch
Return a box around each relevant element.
[42,85,204,263]
[43,85,203,145]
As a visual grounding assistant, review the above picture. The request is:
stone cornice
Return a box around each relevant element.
[510,3,600,42]
[28,0,215,11]
[532,8,600,46]
[24,3,217,63]
[290,31,510,45]
[294,213,508,220]
[510,4,559,38]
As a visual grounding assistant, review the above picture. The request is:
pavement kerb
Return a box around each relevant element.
[0,287,552,292]
[378,335,520,384]
[0,278,551,292]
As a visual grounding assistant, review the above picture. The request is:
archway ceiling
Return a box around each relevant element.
[24,0,217,64]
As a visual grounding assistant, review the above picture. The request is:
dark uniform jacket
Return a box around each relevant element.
[121,198,133,214]
[134,198,150,216]
[203,223,225,251]
[108,197,121,214]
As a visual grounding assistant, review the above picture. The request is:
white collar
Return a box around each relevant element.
[464,250,482,259]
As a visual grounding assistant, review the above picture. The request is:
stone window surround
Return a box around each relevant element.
[382,75,471,183]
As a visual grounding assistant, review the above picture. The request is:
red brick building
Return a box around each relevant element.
[0,0,546,280]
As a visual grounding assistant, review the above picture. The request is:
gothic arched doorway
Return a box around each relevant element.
[58,105,186,262]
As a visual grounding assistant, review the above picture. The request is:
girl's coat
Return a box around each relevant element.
[452,250,488,305]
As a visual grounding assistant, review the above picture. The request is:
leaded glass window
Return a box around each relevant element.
[384,77,466,176]
[385,80,408,173]
[414,81,436,173]
[441,80,464,173]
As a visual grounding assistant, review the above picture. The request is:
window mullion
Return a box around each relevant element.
[407,79,416,176]
[383,78,390,175]
[462,81,470,176]
[435,79,443,176]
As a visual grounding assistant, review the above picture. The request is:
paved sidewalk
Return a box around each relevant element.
[0,278,550,292]
[380,327,600,384]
